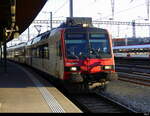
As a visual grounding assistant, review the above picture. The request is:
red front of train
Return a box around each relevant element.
[59,21,118,87]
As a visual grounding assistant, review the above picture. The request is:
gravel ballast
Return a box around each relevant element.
[104,80,150,113]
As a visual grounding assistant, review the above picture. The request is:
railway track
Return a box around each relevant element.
[68,93,137,113]
[115,60,150,86]
[29,64,138,113]
[116,64,150,70]
[21,62,140,113]
[117,72,150,87]
[36,69,138,113]
[115,58,150,65]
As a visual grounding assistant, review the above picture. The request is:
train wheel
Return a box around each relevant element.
[99,84,107,93]
[72,83,89,94]
[93,84,107,93]
[68,83,90,94]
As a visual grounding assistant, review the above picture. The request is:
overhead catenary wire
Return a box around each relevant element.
[103,2,146,20]
[53,0,68,15]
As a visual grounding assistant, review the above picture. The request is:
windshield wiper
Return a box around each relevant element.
[89,48,101,58]
[67,50,79,59]
[79,52,87,60]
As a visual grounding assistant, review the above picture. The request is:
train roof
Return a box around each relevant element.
[26,31,51,46]
[113,44,150,49]
[7,42,26,50]
[59,17,93,28]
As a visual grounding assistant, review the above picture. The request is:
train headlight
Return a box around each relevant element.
[104,66,112,70]
[82,24,89,27]
[70,67,77,71]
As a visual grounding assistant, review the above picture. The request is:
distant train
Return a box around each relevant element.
[112,37,150,46]
[113,44,150,59]
[7,17,118,91]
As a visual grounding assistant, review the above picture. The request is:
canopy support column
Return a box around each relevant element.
[0,43,2,64]
[3,41,7,73]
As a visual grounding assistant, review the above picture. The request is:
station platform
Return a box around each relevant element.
[0,60,82,113]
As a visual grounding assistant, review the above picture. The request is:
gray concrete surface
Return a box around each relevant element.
[0,61,82,113]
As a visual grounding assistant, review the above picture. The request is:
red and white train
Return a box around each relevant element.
[7,17,118,91]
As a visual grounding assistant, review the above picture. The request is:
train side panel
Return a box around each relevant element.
[27,29,64,80]
[48,29,64,79]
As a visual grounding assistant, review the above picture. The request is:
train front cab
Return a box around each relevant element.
[61,27,118,89]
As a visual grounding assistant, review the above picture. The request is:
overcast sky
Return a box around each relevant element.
[36,0,149,21]
[8,0,150,46]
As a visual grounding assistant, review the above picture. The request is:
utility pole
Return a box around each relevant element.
[117,24,120,37]
[42,11,53,30]
[50,12,52,29]
[3,41,7,72]
[146,0,149,20]
[111,0,115,20]
[146,0,150,37]
[27,27,30,41]
[2,28,7,73]
[132,20,136,38]
[0,42,2,63]
[70,0,73,17]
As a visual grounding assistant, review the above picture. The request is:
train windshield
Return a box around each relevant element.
[65,33,111,59]
[65,33,88,59]
[89,33,111,58]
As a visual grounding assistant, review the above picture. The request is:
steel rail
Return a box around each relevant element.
[69,93,136,113]
[97,92,138,113]
[118,72,150,87]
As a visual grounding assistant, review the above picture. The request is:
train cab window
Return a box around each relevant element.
[66,33,85,39]
[65,32,111,59]
[89,33,111,58]
[65,33,88,59]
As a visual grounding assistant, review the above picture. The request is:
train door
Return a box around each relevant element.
[39,43,49,73]
[48,36,57,76]
[56,40,64,79]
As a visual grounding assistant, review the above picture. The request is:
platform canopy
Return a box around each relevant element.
[0,0,47,43]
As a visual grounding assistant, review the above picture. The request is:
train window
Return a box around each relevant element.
[37,48,40,57]
[90,34,105,39]
[65,40,86,44]
[89,39,107,43]
[41,32,50,40]
[66,33,85,39]
[44,45,49,59]
[39,47,43,58]
[32,37,41,44]
[39,44,49,59]
[26,40,33,46]
[41,35,47,40]
[89,33,111,57]
[56,41,62,57]
[32,48,36,57]
[65,32,111,59]
[27,48,31,57]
